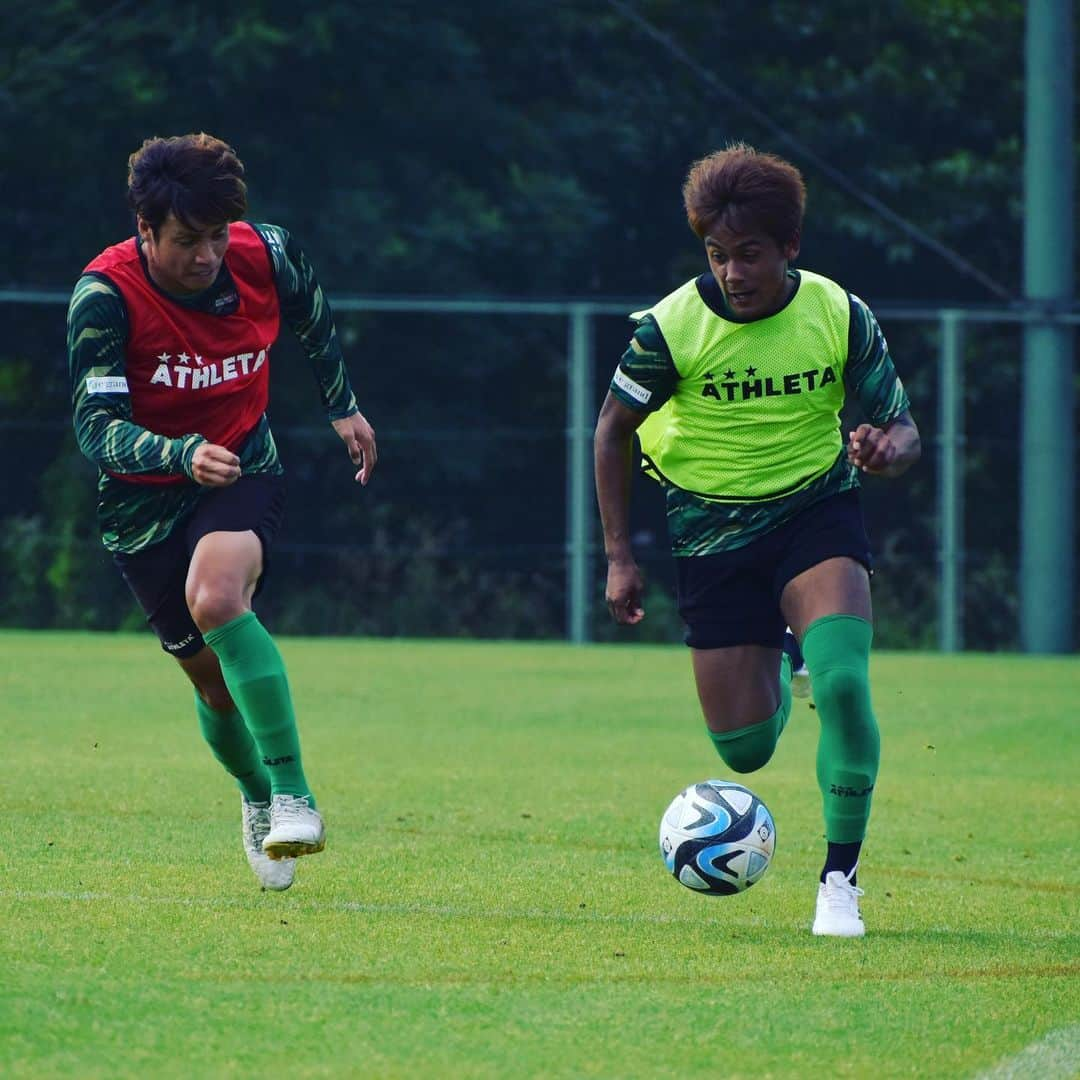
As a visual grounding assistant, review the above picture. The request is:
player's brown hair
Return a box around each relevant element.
[127,133,247,234]
[683,143,806,246]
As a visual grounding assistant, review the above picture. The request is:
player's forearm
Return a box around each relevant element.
[290,304,357,419]
[594,423,637,562]
[66,275,198,476]
[70,352,203,477]
[74,409,203,477]
[313,348,359,421]
[880,414,922,478]
[269,227,358,418]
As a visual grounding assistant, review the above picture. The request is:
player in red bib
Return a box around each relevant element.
[68,133,377,891]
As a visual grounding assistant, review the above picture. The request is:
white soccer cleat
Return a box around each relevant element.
[783,627,812,699]
[262,793,326,860]
[242,798,296,891]
[812,869,866,937]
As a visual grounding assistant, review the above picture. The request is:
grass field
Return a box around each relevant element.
[1,630,1077,1078]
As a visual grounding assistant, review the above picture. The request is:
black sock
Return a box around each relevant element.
[821,841,862,885]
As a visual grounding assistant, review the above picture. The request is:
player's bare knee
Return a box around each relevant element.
[186,582,246,633]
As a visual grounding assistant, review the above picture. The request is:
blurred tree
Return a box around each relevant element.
[0,0,1067,645]
[0,0,1037,299]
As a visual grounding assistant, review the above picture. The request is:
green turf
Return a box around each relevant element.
[1,631,1077,1078]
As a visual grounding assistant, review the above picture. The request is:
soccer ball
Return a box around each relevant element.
[659,780,776,895]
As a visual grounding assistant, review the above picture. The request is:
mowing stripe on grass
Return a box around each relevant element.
[974,1024,1080,1079]
[0,887,704,927]
[3,888,1077,955]
[5,635,1078,1078]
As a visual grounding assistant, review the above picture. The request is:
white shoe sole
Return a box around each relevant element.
[264,836,326,861]
[812,920,865,938]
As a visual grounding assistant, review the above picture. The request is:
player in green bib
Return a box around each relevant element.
[595,144,921,936]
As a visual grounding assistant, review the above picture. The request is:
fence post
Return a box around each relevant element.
[938,310,965,651]
[1020,0,1076,652]
[566,304,594,643]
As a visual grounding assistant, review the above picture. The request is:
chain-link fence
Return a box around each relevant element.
[1,291,1075,649]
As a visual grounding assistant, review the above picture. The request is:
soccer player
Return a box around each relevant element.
[594,144,920,936]
[67,133,377,891]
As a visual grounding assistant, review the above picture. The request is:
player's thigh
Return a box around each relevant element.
[780,557,871,637]
[113,532,203,658]
[185,530,264,625]
[677,541,786,733]
[773,491,873,638]
[692,645,784,733]
[182,473,285,623]
[676,547,787,653]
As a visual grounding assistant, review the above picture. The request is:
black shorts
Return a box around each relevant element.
[675,490,872,650]
[113,474,285,659]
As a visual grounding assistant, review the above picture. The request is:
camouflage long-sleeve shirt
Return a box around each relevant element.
[68,223,358,553]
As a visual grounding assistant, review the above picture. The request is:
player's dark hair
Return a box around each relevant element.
[683,143,806,247]
[127,133,247,234]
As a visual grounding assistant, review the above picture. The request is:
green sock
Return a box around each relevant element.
[194,693,271,804]
[203,612,314,805]
[708,660,792,773]
[779,651,794,717]
[802,614,879,844]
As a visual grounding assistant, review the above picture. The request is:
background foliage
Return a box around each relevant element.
[0,0,1075,647]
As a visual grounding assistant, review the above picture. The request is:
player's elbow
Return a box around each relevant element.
[73,412,116,467]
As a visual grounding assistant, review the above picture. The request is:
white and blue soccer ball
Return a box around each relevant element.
[659,780,776,895]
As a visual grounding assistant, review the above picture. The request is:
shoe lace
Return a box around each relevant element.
[272,794,314,823]
[823,873,864,913]
[242,801,271,847]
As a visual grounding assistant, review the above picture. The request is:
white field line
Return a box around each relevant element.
[974,1025,1080,1080]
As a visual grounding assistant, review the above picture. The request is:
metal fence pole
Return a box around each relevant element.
[566,304,594,643]
[937,310,965,651]
[7,288,1078,648]
[1021,0,1076,652]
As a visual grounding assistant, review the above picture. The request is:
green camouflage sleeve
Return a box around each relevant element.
[253,223,359,421]
[608,316,678,413]
[845,294,911,426]
[67,274,204,477]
